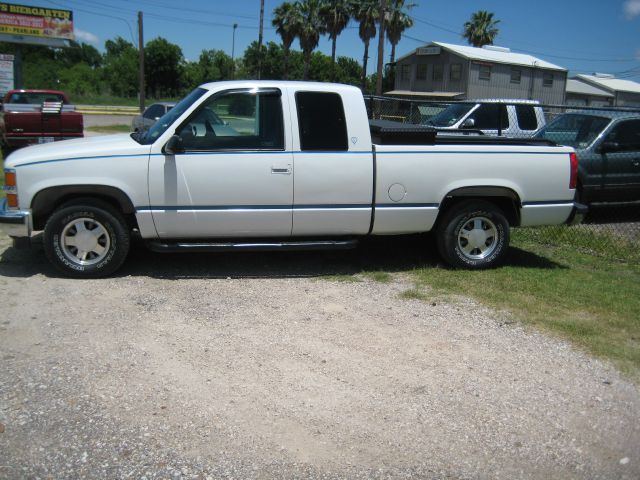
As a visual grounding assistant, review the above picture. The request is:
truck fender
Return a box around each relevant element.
[30,185,136,230]
[438,186,522,226]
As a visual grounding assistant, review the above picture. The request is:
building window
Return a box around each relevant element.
[432,64,443,81]
[510,68,521,84]
[450,64,462,82]
[416,64,427,81]
[400,64,410,81]
[479,64,491,81]
[543,72,554,87]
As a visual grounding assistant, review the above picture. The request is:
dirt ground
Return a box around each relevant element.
[0,234,639,479]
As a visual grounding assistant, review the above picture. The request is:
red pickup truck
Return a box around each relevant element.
[0,89,83,156]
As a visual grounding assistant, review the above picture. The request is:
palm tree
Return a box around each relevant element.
[320,0,351,78]
[386,0,414,65]
[272,2,300,79]
[297,0,325,80]
[463,10,500,48]
[353,0,379,90]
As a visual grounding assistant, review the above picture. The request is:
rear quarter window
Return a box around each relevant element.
[295,91,348,151]
[515,105,538,131]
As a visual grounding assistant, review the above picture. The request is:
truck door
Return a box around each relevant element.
[147,88,294,238]
[290,90,373,236]
[600,119,640,201]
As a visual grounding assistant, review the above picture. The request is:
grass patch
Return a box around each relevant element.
[362,271,393,283]
[85,124,131,133]
[406,227,640,381]
[322,274,362,283]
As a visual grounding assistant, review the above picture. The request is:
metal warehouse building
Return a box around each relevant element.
[390,41,567,104]
[566,74,640,107]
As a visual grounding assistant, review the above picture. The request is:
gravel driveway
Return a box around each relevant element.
[0,235,639,479]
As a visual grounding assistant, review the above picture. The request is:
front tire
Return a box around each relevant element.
[43,200,130,278]
[436,200,510,269]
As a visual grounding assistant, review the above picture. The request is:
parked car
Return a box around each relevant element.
[0,89,83,156]
[535,110,640,203]
[424,99,545,137]
[131,102,175,132]
[1,80,583,277]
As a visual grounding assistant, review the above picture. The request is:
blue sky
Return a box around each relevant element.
[31,0,640,80]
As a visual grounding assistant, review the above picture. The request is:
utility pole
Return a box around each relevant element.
[375,0,387,96]
[138,11,145,113]
[231,23,238,79]
[257,0,264,79]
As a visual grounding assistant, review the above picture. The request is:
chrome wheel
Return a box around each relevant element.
[60,217,111,265]
[456,216,498,260]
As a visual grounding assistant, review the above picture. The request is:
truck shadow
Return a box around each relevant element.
[0,233,564,280]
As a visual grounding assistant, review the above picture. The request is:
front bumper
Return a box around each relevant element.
[0,198,32,239]
[565,202,588,226]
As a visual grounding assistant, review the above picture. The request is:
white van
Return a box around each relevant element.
[424,99,546,137]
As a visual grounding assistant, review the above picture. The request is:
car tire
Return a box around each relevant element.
[43,199,130,278]
[436,200,510,269]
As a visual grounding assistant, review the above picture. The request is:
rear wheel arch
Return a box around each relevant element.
[437,186,521,227]
[31,185,137,230]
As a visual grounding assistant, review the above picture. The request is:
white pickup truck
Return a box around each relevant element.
[1,81,585,278]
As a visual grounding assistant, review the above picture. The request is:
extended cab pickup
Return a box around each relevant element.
[0,81,585,277]
[0,89,83,155]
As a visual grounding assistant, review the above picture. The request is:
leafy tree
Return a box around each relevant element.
[353,0,379,89]
[241,41,292,79]
[102,37,138,97]
[320,0,351,79]
[145,37,184,98]
[463,10,500,47]
[297,0,325,80]
[57,63,101,96]
[57,41,102,68]
[272,2,300,79]
[196,49,234,83]
[386,0,414,64]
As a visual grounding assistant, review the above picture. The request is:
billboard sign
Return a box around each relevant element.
[0,2,73,40]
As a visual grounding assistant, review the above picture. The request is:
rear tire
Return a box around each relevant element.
[436,200,510,269]
[43,199,130,278]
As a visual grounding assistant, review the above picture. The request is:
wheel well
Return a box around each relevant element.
[438,187,521,226]
[31,185,138,231]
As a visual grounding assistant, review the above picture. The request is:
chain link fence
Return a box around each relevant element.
[365,95,640,259]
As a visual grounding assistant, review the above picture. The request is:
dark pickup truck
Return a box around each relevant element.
[0,89,83,155]
[536,110,640,203]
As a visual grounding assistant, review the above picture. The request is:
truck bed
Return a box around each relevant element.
[369,119,555,147]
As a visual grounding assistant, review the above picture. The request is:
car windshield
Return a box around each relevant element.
[426,103,474,127]
[536,113,611,149]
[136,88,207,145]
[8,92,65,104]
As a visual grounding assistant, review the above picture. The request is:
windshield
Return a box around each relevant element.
[8,92,65,104]
[426,103,474,127]
[136,88,208,145]
[536,113,611,149]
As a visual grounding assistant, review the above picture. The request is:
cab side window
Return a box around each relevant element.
[177,89,284,151]
[470,104,509,130]
[605,120,640,151]
[296,91,348,151]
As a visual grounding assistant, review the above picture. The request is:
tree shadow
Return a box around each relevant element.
[0,232,566,280]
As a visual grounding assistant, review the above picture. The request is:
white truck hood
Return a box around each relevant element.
[4,134,151,168]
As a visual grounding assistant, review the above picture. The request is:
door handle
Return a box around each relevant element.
[271,165,292,175]
[632,159,640,167]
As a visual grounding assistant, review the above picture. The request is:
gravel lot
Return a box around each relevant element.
[1,234,639,479]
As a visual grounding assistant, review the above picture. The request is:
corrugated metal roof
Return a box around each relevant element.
[396,41,566,71]
[575,74,640,94]
[566,79,614,97]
